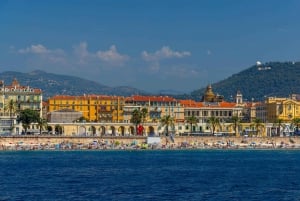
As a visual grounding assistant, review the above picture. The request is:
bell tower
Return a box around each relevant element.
[235,91,243,104]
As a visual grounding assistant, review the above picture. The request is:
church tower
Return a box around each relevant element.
[203,85,215,102]
[235,91,243,104]
[202,85,224,102]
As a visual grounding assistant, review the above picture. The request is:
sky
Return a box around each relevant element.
[1,0,300,94]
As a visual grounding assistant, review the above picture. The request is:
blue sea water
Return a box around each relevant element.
[0,150,299,201]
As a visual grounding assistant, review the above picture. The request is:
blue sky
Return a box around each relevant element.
[1,0,300,93]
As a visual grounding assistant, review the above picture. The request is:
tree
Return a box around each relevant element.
[140,108,148,123]
[131,109,142,135]
[37,118,48,135]
[76,116,89,123]
[273,118,284,136]
[230,116,241,136]
[250,118,264,137]
[4,99,17,132]
[186,115,198,136]
[291,118,300,135]
[207,116,221,135]
[18,109,39,134]
[4,99,17,116]
[160,115,175,136]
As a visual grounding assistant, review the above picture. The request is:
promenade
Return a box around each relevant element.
[0,136,300,150]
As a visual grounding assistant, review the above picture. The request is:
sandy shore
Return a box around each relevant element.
[0,136,300,151]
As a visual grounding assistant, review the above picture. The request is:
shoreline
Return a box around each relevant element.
[0,136,300,151]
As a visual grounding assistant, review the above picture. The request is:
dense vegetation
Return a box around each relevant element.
[188,62,300,101]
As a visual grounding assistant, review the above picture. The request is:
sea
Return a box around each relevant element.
[0,150,299,201]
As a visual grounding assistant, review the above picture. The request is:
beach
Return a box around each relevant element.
[0,136,299,151]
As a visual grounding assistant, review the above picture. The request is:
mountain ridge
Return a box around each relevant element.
[0,70,148,98]
[0,61,299,101]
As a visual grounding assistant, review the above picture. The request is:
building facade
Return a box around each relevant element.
[0,79,42,134]
[265,96,300,123]
[124,95,184,123]
[47,95,125,123]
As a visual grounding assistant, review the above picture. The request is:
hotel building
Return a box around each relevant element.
[47,95,125,123]
[124,95,184,123]
[0,78,42,134]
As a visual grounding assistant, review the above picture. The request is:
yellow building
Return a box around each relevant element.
[265,96,300,123]
[47,95,125,122]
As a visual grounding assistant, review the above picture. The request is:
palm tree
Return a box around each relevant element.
[207,116,221,135]
[141,108,148,123]
[291,118,300,135]
[4,99,17,132]
[186,115,198,136]
[230,116,241,136]
[250,118,264,137]
[4,99,17,116]
[37,118,48,135]
[160,115,175,136]
[273,118,284,136]
[131,109,142,135]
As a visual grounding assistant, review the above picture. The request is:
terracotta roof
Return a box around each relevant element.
[180,100,202,107]
[180,100,237,108]
[42,101,48,107]
[126,95,177,102]
[49,95,123,100]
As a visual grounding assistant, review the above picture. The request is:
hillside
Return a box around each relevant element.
[0,70,148,99]
[1,62,300,101]
[189,62,300,101]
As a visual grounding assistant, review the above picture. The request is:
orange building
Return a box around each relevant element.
[47,95,125,122]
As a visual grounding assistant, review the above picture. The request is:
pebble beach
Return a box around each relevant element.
[0,136,300,151]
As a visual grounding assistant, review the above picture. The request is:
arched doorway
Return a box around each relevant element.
[90,126,96,136]
[118,126,125,136]
[129,126,135,136]
[110,126,116,136]
[55,125,63,135]
[47,126,53,135]
[99,126,106,136]
[148,126,155,136]
[78,126,86,136]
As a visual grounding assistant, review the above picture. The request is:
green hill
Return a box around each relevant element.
[189,62,300,101]
[0,70,148,99]
[1,61,300,101]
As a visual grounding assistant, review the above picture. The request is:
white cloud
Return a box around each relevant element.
[142,46,191,61]
[96,45,129,66]
[18,44,64,54]
[17,44,66,63]
[72,43,129,66]
[73,42,90,64]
